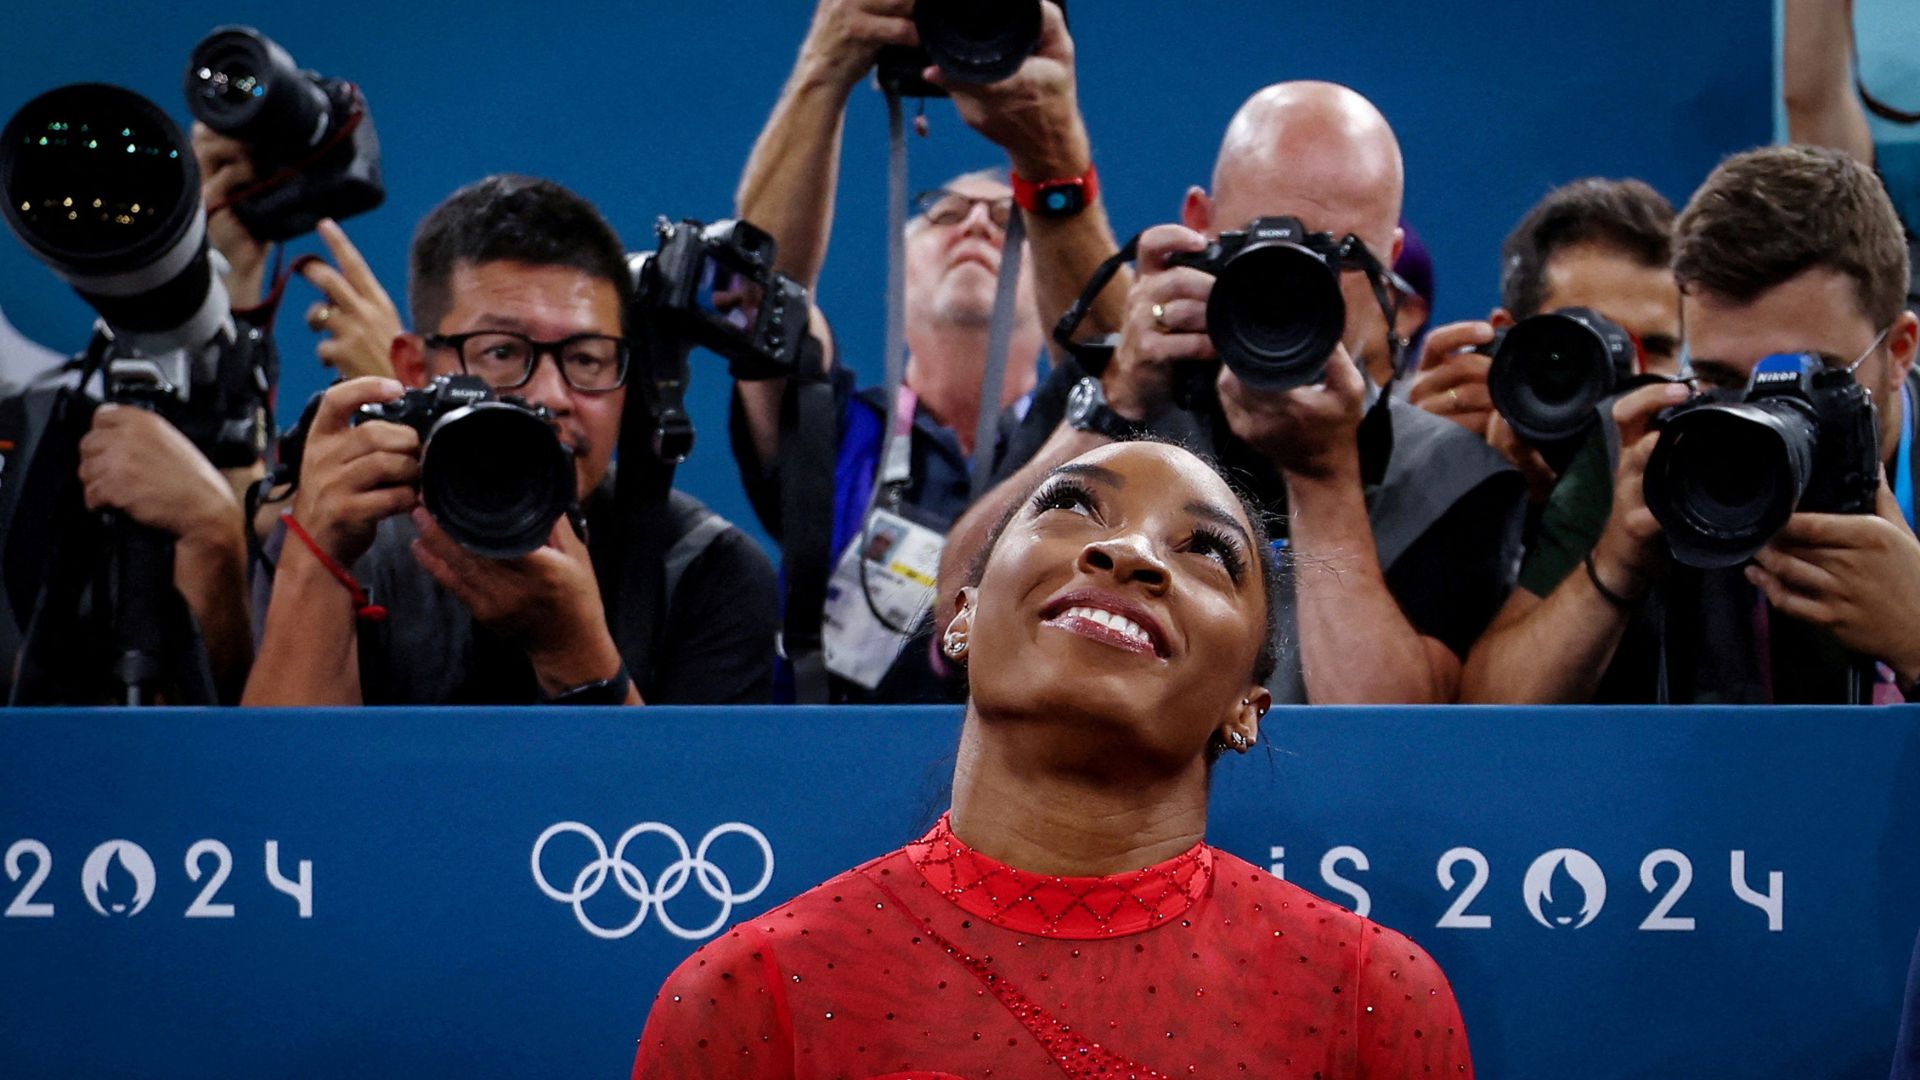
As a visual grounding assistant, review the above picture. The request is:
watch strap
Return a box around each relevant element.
[1012,163,1099,218]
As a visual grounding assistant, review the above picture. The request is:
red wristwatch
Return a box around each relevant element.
[1012,163,1098,219]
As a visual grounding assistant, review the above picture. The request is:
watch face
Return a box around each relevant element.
[1067,378,1097,426]
[1038,183,1086,217]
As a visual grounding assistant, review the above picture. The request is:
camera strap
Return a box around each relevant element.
[971,209,1026,499]
[780,334,836,705]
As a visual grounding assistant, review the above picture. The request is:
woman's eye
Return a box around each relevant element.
[1188,528,1246,580]
[1031,480,1096,517]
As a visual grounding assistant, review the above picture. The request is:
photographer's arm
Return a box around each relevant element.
[191,123,267,308]
[77,405,253,700]
[940,2,1128,343]
[1458,383,1687,702]
[1784,0,1874,165]
[242,378,418,706]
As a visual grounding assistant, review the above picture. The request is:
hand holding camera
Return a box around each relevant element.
[935,2,1084,178]
[286,376,419,567]
[190,122,267,306]
[78,403,244,554]
[798,0,920,92]
[1588,381,1694,602]
[1218,339,1369,483]
[1408,321,1497,433]
[1102,224,1216,420]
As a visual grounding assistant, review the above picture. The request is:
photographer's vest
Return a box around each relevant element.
[1262,395,1519,705]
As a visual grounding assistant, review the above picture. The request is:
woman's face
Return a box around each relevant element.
[961,442,1270,769]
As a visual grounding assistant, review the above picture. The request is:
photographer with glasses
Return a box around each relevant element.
[728,0,1123,701]
[1460,146,1920,705]
[243,175,777,707]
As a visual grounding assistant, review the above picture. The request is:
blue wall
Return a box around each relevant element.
[0,1,1773,555]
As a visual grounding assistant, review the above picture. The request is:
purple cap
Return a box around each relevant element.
[1393,218,1435,309]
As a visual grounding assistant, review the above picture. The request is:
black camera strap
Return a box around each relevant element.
[780,335,835,704]
[971,209,1026,499]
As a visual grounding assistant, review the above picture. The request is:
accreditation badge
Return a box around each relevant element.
[822,508,945,689]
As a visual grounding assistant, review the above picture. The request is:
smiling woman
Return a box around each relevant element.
[631,440,1473,1079]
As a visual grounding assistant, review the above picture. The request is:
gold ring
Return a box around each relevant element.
[309,304,336,330]
[1151,302,1170,330]
[1447,387,1461,408]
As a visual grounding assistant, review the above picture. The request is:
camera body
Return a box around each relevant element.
[1483,306,1640,469]
[876,0,1057,97]
[1164,216,1352,394]
[185,26,384,242]
[626,217,812,464]
[353,374,575,559]
[1644,364,1879,569]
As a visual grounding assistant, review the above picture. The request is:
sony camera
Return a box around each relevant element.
[1643,363,1879,569]
[184,26,384,242]
[1483,307,1640,469]
[626,216,811,462]
[354,374,575,559]
[1164,216,1358,395]
[876,0,1058,97]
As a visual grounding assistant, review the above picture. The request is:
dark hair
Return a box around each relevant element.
[1674,145,1910,328]
[1500,178,1676,318]
[407,174,630,334]
[966,437,1284,689]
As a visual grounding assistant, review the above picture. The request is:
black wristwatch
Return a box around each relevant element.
[543,662,632,706]
[1066,377,1142,440]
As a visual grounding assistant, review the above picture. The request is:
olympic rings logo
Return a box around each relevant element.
[530,821,774,941]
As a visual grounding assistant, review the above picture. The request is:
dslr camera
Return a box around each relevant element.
[1483,306,1641,469]
[353,374,575,559]
[1164,216,1365,395]
[1643,363,1879,569]
[876,0,1060,97]
[185,26,384,242]
[626,216,811,462]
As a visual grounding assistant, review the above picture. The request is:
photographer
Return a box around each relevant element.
[730,0,1124,699]
[1407,178,1681,503]
[243,175,777,706]
[948,82,1527,705]
[1459,145,1920,704]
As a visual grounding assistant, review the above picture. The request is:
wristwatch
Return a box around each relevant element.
[1012,163,1098,220]
[1066,377,1141,440]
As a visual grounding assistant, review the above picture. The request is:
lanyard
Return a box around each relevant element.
[1898,381,1915,529]
[879,383,917,488]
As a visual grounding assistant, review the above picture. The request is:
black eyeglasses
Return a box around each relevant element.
[913,189,1014,229]
[426,331,629,393]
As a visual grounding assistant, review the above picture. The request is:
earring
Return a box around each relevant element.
[1227,731,1249,751]
[943,631,968,659]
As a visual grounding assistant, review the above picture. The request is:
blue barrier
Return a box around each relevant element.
[3,705,1917,1078]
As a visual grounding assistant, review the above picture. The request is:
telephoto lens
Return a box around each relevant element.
[1485,307,1638,448]
[185,27,330,157]
[0,83,227,352]
[1168,218,1348,393]
[354,376,577,559]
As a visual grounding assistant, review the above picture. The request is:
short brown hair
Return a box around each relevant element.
[1673,145,1910,327]
[1500,178,1675,318]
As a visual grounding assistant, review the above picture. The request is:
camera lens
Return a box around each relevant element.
[914,0,1044,84]
[1207,241,1345,391]
[186,27,331,156]
[1644,400,1818,568]
[1487,309,1634,445]
[420,403,576,559]
[1,83,225,346]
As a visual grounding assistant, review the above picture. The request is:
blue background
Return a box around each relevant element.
[5,705,1920,1077]
[0,0,1775,555]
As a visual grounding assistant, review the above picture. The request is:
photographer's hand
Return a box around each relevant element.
[934,2,1083,179]
[797,0,918,90]
[409,508,641,703]
[78,404,252,698]
[1589,381,1693,599]
[1749,472,1920,687]
[1218,342,1367,482]
[300,219,403,380]
[287,377,419,566]
[1406,320,1495,434]
[191,122,267,308]
[1105,225,1216,419]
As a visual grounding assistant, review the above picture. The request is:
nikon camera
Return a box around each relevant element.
[184,26,384,241]
[1643,363,1879,569]
[353,375,574,559]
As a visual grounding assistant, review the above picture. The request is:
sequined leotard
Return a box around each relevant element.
[634,815,1472,1078]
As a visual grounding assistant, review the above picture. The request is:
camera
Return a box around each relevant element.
[1643,364,1879,569]
[626,217,812,462]
[1483,307,1639,467]
[1164,216,1357,393]
[876,0,1058,97]
[0,82,271,466]
[354,374,576,559]
[185,26,384,242]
